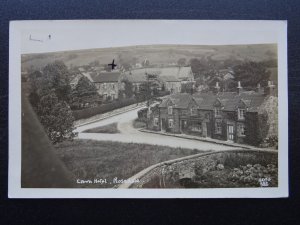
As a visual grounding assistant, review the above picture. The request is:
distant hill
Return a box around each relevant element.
[21,44,277,71]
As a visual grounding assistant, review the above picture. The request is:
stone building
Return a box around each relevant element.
[90,71,124,101]
[124,66,194,93]
[147,81,277,146]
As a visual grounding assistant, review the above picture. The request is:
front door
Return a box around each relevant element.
[161,118,166,132]
[180,120,187,133]
[227,124,234,141]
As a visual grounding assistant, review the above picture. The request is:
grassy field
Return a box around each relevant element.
[54,139,204,188]
[22,44,277,71]
[82,123,120,133]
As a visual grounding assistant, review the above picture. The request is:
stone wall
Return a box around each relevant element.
[118,149,277,188]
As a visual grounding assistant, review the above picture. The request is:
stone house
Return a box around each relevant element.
[147,81,277,146]
[90,72,124,101]
[124,66,194,93]
[159,76,181,93]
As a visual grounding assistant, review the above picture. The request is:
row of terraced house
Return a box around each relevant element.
[72,66,194,101]
[147,81,278,146]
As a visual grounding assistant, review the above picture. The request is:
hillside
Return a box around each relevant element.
[21,44,277,71]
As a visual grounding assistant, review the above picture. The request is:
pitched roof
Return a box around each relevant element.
[162,91,266,112]
[90,72,121,83]
[159,93,194,109]
[159,76,180,82]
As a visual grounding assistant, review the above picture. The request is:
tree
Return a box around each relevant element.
[138,74,160,104]
[189,58,202,78]
[233,61,271,89]
[70,76,100,109]
[28,61,76,144]
[123,79,133,98]
[42,60,71,102]
[181,82,195,94]
[34,89,76,144]
[177,58,186,66]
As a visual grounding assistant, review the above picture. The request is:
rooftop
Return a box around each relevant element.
[90,72,122,83]
[160,91,267,112]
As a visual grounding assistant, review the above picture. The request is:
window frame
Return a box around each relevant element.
[238,108,245,120]
[239,123,246,136]
[168,119,174,128]
[215,121,222,134]
[154,117,159,126]
[168,106,173,115]
[214,107,221,117]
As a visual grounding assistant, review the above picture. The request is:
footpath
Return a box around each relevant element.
[139,129,275,151]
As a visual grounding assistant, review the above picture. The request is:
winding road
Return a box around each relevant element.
[75,107,239,151]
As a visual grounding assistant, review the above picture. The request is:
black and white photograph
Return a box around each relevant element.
[9,20,288,198]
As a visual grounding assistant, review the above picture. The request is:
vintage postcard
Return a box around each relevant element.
[9,20,288,198]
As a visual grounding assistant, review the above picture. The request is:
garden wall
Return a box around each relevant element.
[118,149,278,188]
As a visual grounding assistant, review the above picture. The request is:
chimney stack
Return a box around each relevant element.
[256,83,263,93]
[264,80,276,96]
[237,81,242,95]
[214,81,220,94]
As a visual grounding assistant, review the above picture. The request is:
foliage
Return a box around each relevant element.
[233,61,271,89]
[42,60,71,102]
[260,135,278,149]
[228,164,278,187]
[177,58,186,66]
[72,98,138,120]
[89,60,100,67]
[181,82,195,94]
[70,76,100,109]
[189,58,202,77]
[33,89,76,144]
[137,108,148,122]
[54,140,203,188]
[121,79,134,98]
[137,78,160,103]
[28,61,76,143]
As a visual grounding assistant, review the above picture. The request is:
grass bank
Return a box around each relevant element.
[82,123,120,134]
[54,139,205,188]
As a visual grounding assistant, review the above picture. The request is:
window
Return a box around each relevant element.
[168,106,173,115]
[191,122,202,132]
[154,118,159,126]
[214,108,221,117]
[168,119,174,128]
[111,94,115,100]
[238,108,245,120]
[103,94,107,100]
[190,108,197,116]
[103,83,107,89]
[239,124,246,136]
[215,122,222,134]
[112,84,115,89]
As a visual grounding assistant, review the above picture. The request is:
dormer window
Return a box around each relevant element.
[168,106,173,115]
[214,108,221,117]
[238,108,245,120]
[191,108,197,116]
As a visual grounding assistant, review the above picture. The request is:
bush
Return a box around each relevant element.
[137,108,148,122]
[260,135,278,149]
[72,98,138,120]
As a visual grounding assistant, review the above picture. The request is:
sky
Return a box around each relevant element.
[14,20,285,54]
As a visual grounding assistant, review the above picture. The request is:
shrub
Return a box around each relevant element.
[260,135,278,149]
[72,98,138,120]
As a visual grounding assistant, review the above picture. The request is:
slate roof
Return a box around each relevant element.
[90,72,122,83]
[159,76,181,82]
[159,93,194,109]
[161,91,266,113]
